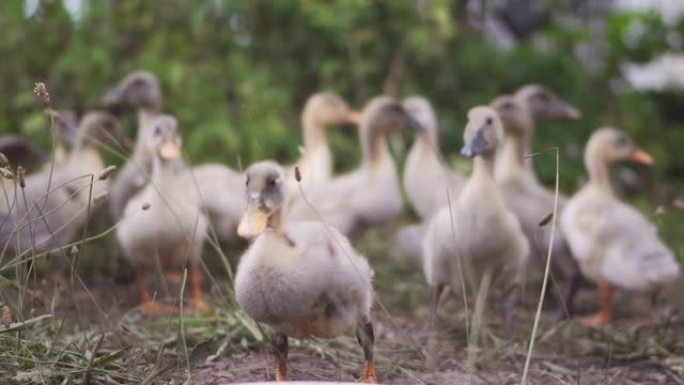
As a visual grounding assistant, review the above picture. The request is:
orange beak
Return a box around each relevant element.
[345,110,362,125]
[159,140,181,160]
[631,148,653,165]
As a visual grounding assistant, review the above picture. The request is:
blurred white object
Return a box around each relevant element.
[622,53,684,91]
[615,0,684,25]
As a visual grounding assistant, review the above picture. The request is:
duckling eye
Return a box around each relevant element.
[535,93,551,102]
[245,176,250,186]
[502,102,514,110]
[154,126,162,136]
[485,117,493,125]
[267,177,278,187]
[616,135,629,147]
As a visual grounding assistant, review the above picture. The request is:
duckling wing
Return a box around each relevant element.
[190,164,244,242]
[598,201,680,291]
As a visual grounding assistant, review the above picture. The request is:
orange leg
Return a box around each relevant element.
[356,320,378,383]
[272,333,288,381]
[579,282,613,327]
[184,263,208,315]
[136,266,174,316]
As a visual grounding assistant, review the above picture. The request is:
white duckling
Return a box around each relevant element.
[287,96,420,242]
[561,127,680,326]
[285,92,360,199]
[0,112,122,282]
[116,115,208,315]
[402,96,466,221]
[235,161,376,383]
[102,71,162,218]
[422,106,529,331]
[491,88,580,282]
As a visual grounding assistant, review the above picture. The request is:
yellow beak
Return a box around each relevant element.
[631,148,653,166]
[345,110,362,125]
[160,140,181,160]
[237,203,269,239]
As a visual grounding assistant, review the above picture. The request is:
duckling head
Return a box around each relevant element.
[490,95,533,138]
[303,92,360,127]
[586,127,653,166]
[144,115,182,162]
[460,106,503,158]
[237,161,286,239]
[515,84,581,121]
[402,96,438,141]
[102,71,162,111]
[77,111,131,151]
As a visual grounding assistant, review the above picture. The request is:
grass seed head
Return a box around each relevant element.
[295,166,302,182]
[33,82,51,105]
[98,165,117,181]
[70,245,79,257]
[0,152,8,168]
[17,166,26,188]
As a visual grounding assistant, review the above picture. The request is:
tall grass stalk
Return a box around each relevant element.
[521,147,560,385]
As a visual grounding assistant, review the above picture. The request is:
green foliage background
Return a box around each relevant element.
[0,1,682,201]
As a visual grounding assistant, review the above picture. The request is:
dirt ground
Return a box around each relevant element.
[21,251,684,385]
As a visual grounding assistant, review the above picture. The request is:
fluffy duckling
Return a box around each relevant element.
[422,106,529,331]
[287,96,420,242]
[0,112,121,265]
[491,88,580,280]
[561,128,680,326]
[116,115,208,315]
[402,96,467,221]
[103,71,162,218]
[235,161,376,383]
[286,92,360,198]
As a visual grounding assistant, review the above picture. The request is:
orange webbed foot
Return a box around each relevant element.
[139,302,177,316]
[358,360,378,384]
[578,312,612,328]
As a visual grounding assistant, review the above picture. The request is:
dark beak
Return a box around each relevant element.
[404,114,424,132]
[460,129,487,157]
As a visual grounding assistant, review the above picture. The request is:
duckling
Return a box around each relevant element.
[116,115,208,315]
[287,96,420,242]
[235,161,376,383]
[0,110,77,173]
[402,96,467,221]
[0,112,121,266]
[285,92,360,202]
[422,106,529,332]
[102,71,162,218]
[491,88,580,281]
[189,92,360,243]
[560,128,680,326]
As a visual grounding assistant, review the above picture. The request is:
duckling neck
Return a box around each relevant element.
[135,108,158,150]
[361,127,391,167]
[152,156,186,182]
[267,209,283,232]
[302,116,329,151]
[585,153,613,193]
[495,134,528,181]
[472,154,496,180]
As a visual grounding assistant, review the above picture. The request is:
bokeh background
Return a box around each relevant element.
[1,0,683,251]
